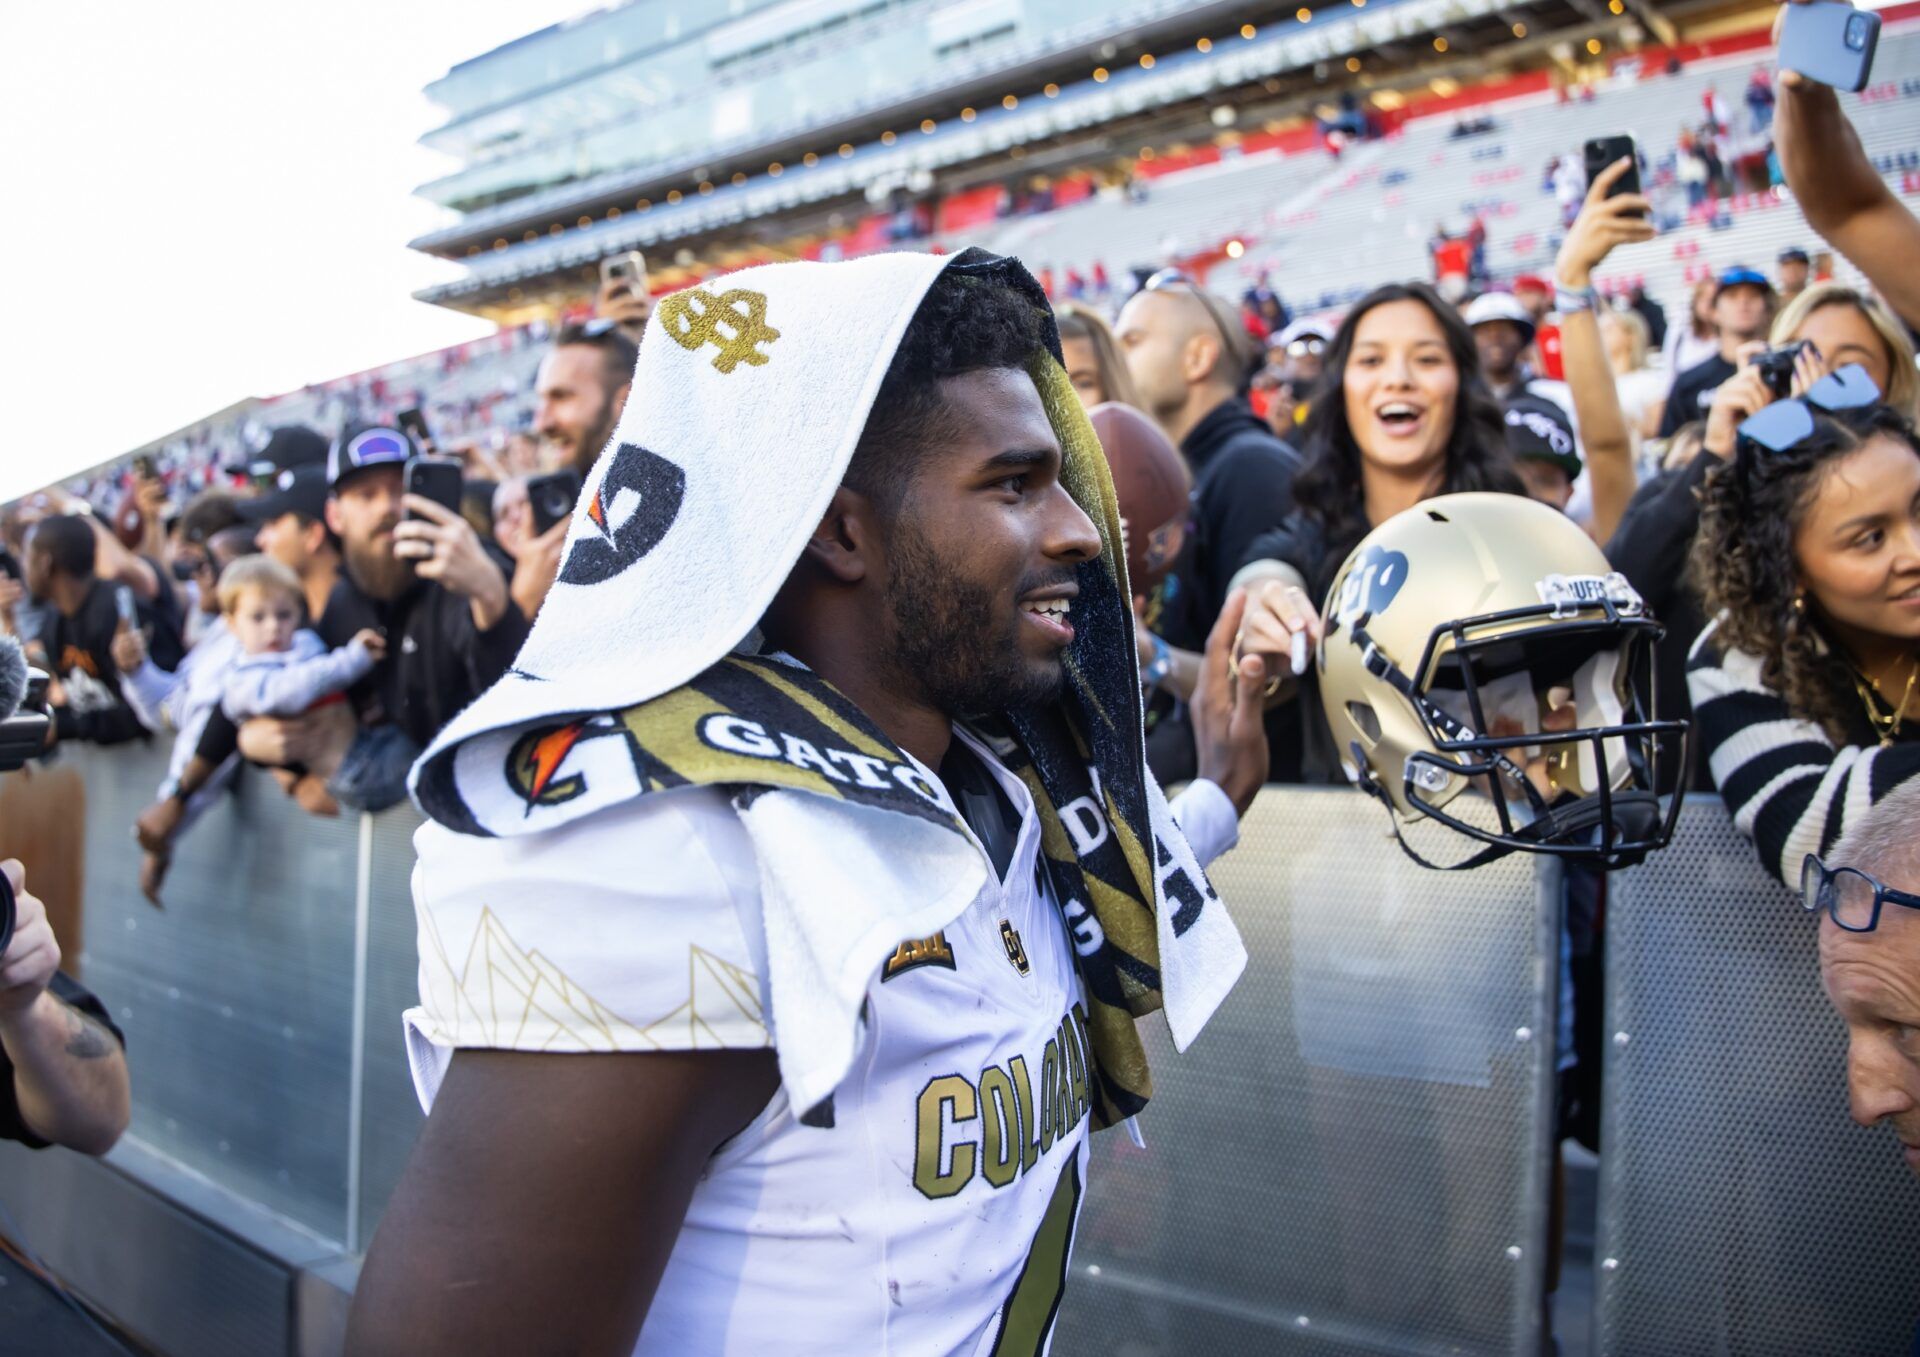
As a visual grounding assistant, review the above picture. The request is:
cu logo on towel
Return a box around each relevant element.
[559,443,687,586]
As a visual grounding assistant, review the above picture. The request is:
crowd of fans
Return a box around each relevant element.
[1,34,1913,913]
[0,0,1911,1155]
[0,15,1914,1354]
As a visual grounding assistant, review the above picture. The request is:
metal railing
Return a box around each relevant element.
[4,742,1915,1355]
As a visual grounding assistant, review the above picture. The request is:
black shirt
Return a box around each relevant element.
[1657,352,1736,438]
[316,569,529,750]
[44,578,185,746]
[0,972,124,1149]
[1238,510,1351,786]
[1605,453,1717,793]
[1148,399,1301,785]
[1161,398,1301,651]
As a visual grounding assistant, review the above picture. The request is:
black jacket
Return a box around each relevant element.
[1657,353,1735,438]
[1148,399,1301,785]
[1160,398,1301,652]
[317,572,528,750]
[1604,453,1717,792]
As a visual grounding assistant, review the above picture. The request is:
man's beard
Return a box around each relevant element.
[881,512,1068,721]
[562,397,619,477]
[344,531,416,602]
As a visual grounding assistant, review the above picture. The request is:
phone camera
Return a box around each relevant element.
[1846,14,1869,49]
[537,486,573,522]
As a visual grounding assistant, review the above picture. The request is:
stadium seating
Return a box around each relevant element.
[85,23,1920,494]
[972,27,1920,337]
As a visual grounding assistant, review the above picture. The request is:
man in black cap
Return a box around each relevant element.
[1502,394,1583,514]
[241,463,341,627]
[1777,246,1811,304]
[1657,265,1775,438]
[163,422,530,818]
[233,425,329,489]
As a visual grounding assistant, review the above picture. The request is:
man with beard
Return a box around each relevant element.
[534,321,637,477]
[349,254,1267,1355]
[210,423,528,813]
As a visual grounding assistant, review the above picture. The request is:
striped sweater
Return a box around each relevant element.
[1687,615,1920,885]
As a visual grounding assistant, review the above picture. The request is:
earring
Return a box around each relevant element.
[1792,593,1806,614]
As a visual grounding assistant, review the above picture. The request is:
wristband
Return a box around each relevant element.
[1554,283,1598,314]
[1142,633,1173,689]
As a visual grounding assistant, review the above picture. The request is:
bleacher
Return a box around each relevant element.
[968,24,1920,335]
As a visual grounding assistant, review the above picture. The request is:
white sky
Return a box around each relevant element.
[0,0,591,502]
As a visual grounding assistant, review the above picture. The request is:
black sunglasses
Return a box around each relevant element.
[1735,363,1880,459]
[1800,853,1920,933]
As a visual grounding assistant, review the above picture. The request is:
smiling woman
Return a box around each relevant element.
[1688,399,1920,884]
[1226,282,1525,783]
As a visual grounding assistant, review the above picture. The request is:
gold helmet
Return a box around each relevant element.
[1317,492,1688,869]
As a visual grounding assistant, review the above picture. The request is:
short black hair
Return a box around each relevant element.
[845,272,1050,507]
[30,514,97,579]
[556,322,640,394]
[179,490,244,545]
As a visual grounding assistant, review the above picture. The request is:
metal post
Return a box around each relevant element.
[344,812,374,1254]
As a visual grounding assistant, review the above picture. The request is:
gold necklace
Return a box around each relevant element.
[1851,656,1919,747]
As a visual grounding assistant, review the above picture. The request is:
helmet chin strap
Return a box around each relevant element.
[1348,738,1516,872]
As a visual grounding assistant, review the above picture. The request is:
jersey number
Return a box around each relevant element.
[988,1154,1083,1356]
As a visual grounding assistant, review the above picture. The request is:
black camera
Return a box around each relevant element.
[1753,341,1810,400]
[527,469,583,537]
[0,667,52,958]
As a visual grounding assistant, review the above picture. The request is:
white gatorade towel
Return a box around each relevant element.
[409,247,1245,1126]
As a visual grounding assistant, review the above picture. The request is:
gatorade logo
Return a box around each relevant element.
[559,443,686,586]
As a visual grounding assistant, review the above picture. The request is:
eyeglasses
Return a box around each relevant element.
[1735,363,1881,459]
[1283,337,1326,358]
[1799,853,1920,932]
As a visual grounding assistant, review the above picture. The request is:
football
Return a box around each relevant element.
[1087,402,1191,592]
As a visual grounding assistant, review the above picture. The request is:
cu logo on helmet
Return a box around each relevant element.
[1334,545,1409,627]
[559,443,687,587]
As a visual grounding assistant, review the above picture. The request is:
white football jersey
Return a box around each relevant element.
[404,729,1237,1356]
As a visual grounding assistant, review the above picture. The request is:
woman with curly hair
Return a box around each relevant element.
[1688,397,1920,884]
[1229,281,1525,781]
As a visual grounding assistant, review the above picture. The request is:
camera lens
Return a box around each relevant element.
[1846,14,1867,49]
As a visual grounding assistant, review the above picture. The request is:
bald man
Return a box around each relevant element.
[1812,781,1920,1181]
[1115,277,1300,780]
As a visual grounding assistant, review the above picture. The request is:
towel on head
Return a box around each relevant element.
[410,247,1245,1126]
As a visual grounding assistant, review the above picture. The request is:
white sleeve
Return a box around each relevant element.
[223,636,373,719]
[120,659,178,732]
[1170,778,1239,868]
[403,788,771,1112]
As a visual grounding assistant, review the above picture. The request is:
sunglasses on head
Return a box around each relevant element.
[1141,268,1239,354]
[1800,853,1920,933]
[1734,363,1881,460]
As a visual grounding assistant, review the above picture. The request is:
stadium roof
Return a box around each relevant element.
[409,0,1715,310]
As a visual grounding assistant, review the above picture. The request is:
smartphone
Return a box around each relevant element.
[405,457,464,520]
[1779,1,1879,92]
[526,469,583,537]
[600,250,648,292]
[113,584,139,630]
[1583,135,1644,218]
[396,408,437,458]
